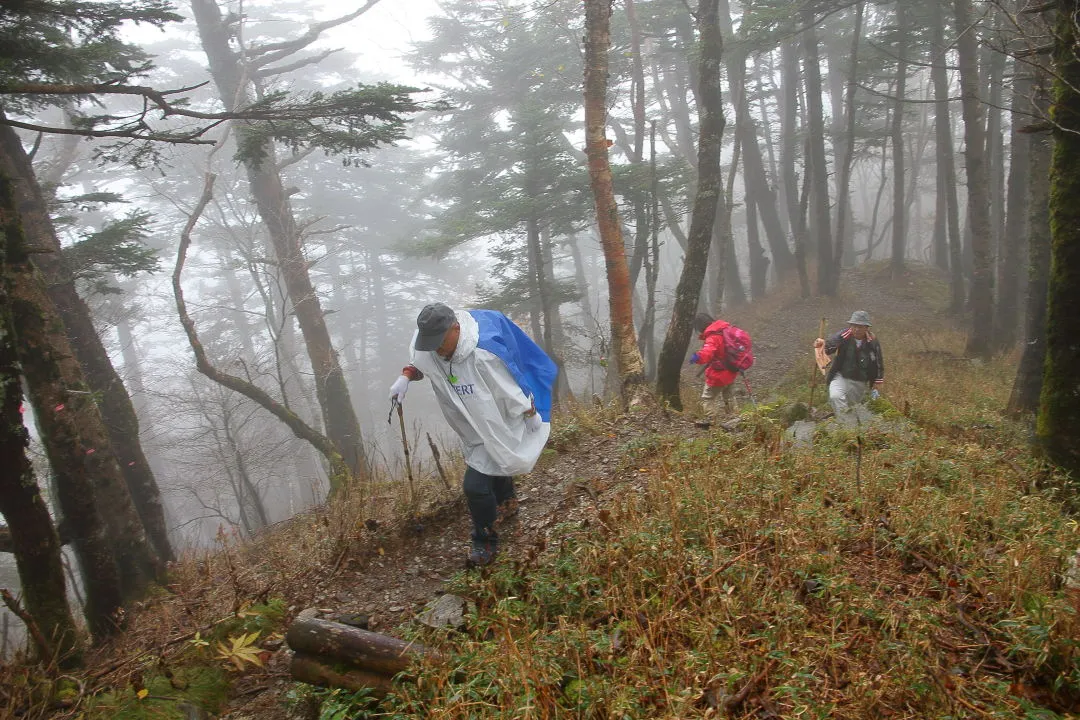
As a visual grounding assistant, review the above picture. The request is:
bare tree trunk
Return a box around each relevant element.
[997,53,1031,350]
[983,15,1007,303]
[0,124,173,563]
[191,0,367,479]
[779,37,803,240]
[953,0,994,358]
[1007,75,1051,415]
[716,0,793,278]
[802,5,835,293]
[745,194,769,298]
[889,1,909,278]
[931,2,965,311]
[0,173,81,660]
[584,0,646,402]
[656,0,724,408]
[175,174,352,492]
[831,1,863,290]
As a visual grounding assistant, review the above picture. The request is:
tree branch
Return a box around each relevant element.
[255,49,341,79]
[172,173,350,488]
[0,116,215,144]
[245,0,383,69]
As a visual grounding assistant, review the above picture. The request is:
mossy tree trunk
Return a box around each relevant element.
[1036,1,1080,474]
[0,123,174,563]
[0,172,81,661]
[655,0,724,408]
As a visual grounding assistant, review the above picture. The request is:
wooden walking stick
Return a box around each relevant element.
[389,399,416,504]
[809,316,827,412]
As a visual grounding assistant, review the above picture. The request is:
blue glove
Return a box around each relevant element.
[689,353,701,365]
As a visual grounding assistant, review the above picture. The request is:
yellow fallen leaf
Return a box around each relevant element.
[378,547,385,556]
[137,689,148,700]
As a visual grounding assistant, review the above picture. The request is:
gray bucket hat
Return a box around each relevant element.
[847,310,872,326]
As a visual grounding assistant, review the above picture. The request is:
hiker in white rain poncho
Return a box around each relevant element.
[389,303,556,567]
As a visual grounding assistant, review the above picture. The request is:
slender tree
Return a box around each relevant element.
[889,1,909,277]
[656,0,724,407]
[802,4,835,293]
[1007,70,1051,415]
[190,0,418,481]
[832,0,864,288]
[584,0,647,402]
[954,0,994,357]
[997,52,1032,349]
[930,0,965,311]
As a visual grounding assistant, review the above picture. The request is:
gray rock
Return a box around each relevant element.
[416,594,471,629]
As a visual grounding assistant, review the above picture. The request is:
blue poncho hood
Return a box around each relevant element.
[469,309,557,421]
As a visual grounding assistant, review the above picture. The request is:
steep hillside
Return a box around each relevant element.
[9,264,1077,720]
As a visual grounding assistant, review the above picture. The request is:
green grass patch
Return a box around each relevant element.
[81,666,228,719]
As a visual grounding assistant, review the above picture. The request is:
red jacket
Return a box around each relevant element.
[694,319,737,387]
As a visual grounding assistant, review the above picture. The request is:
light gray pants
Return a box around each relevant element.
[701,383,735,417]
[828,375,868,414]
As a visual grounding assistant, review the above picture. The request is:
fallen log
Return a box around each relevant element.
[285,617,439,676]
[290,652,396,695]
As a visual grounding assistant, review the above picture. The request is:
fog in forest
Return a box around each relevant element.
[0,0,1051,657]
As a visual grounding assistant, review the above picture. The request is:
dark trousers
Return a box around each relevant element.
[463,466,515,541]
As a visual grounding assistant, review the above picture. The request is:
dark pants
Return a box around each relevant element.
[463,466,515,541]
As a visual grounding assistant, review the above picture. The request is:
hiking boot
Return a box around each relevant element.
[467,537,498,568]
[495,497,520,525]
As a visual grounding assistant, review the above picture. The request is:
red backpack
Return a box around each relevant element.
[719,324,754,372]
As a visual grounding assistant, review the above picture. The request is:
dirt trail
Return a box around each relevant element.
[222,264,950,718]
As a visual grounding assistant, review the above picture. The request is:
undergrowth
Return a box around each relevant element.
[5,292,1079,720]
[318,325,1080,719]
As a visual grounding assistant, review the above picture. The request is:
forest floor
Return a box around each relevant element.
[26,261,1055,720]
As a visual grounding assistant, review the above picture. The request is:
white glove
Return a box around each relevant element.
[524,411,543,433]
[389,375,410,402]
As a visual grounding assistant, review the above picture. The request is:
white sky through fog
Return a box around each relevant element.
[314,0,439,83]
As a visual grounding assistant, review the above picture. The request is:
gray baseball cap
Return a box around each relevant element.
[415,303,457,351]
[847,310,872,326]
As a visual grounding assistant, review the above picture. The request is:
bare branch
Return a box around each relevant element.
[255,49,341,79]
[172,173,350,483]
[1020,1,1056,14]
[275,146,316,171]
[245,0,382,69]
[1013,42,1055,58]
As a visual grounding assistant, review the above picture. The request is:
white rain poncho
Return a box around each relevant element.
[411,309,551,476]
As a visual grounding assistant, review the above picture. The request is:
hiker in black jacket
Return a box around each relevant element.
[814,310,884,415]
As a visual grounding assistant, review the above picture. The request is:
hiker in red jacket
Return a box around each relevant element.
[689,313,739,420]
